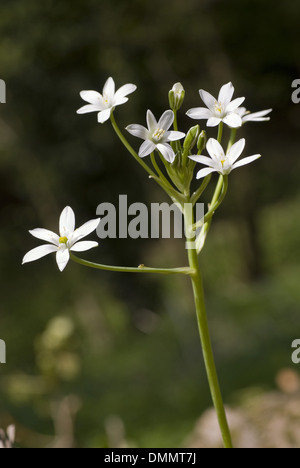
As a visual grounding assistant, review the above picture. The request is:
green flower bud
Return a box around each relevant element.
[184,125,200,152]
[169,83,185,111]
[197,130,207,153]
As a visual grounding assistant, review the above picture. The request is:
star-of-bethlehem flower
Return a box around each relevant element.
[189,138,261,179]
[77,77,137,124]
[22,207,100,272]
[236,107,273,124]
[126,110,185,163]
[186,82,245,128]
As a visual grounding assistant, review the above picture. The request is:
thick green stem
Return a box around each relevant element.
[184,203,233,449]
[217,122,224,143]
[70,253,193,276]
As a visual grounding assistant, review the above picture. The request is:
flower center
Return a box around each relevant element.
[153,128,166,142]
[215,102,224,115]
[59,236,68,245]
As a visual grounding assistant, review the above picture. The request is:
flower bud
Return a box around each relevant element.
[169,83,185,111]
[197,130,207,153]
[184,125,200,152]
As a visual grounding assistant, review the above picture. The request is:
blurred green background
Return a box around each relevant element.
[1,0,300,448]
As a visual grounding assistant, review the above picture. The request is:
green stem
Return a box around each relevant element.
[217,122,224,143]
[70,253,193,276]
[193,175,228,230]
[191,175,212,206]
[184,203,233,449]
[227,128,237,152]
[150,152,174,190]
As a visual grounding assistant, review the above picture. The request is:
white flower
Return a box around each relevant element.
[22,207,100,272]
[236,107,272,124]
[77,77,137,124]
[186,82,245,128]
[126,110,185,163]
[189,138,261,179]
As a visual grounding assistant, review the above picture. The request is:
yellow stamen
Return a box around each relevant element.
[59,236,68,244]
[153,128,166,141]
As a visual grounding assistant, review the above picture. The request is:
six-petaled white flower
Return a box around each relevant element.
[22,207,100,272]
[126,110,185,163]
[189,138,261,179]
[235,107,272,124]
[186,82,245,128]
[77,77,137,124]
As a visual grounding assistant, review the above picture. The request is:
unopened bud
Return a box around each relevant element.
[184,125,200,152]
[197,131,207,153]
[169,83,185,111]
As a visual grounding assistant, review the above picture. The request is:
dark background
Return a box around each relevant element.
[1,0,300,448]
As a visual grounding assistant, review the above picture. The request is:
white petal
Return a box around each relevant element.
[223,113,242,128]
[206,139,224,161]
[29,228,59,246]
[70,241,99,252]
[77,104,103,114]
[186,107,212,120]
[60,206,75,237]
[126,124,148,140]
[158,110,174,131]
[226,97,245,112]
[157,143,176,164]
[56,249,70,272]
[113,96,129,107]
[199,90,216,111]
[69,218,100,246]
[189,155,215,167]
[243,109,272,122]
[207,117,222,127]
[139,140,156,158]
[196,167,217,179]
[80,90,103,105]
[218,82,234,106]
[146,110,157,132]
[232,154,261,170]
[227,139,246,164]
[103,77,115,99]
[97,109,112,124]
[165,131,185,142]
[22,244,58,264]
[114,84,137,100]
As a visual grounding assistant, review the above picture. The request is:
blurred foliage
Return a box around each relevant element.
[0,0,300,448]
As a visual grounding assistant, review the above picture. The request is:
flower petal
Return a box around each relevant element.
[196,167,216,179]
[199,90,216,111]
[70,241,99,252]
[69,218,100,246]
[223,113,242,128]
[243,109,272,122]
[232,154,261,170]
[226,97,245,112]
[158,110,174,131]
[139,140,156,158]
[157,143,176,164]
[80,90,103,105]
[227,139,246,164]
[114,97,129,107]
[186,107,212,120]
[60,207,75,237]
[29,228,59,246]
[146,110,157,132]
[206,138,224,161]
[103,77,115,99]
[114,84,137,100]
[218,82,234,106]
[77,104,103,114]
[126,124,149,140]
[189,155,215,167]
[56,249,70,272]
[97,109,112,124]
[165,131,185,142]
[207,117,222,127]
[22,244,58,264]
